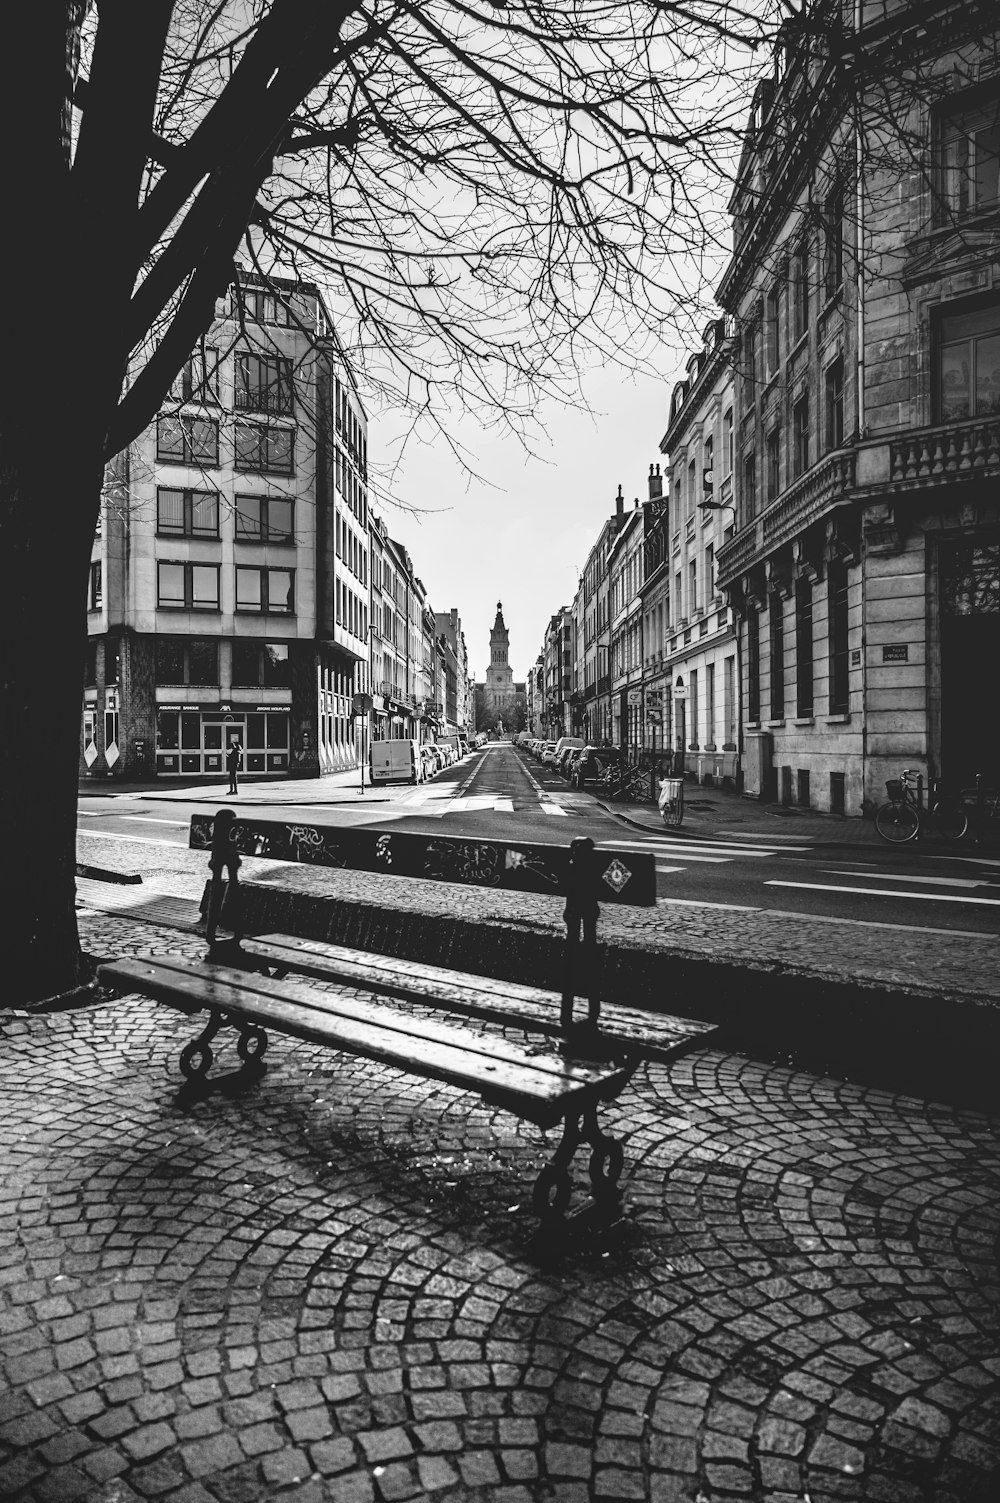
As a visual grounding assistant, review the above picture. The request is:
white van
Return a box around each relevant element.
[370,738,423,784]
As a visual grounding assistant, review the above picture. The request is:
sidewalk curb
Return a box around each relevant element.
[594,800,880,849]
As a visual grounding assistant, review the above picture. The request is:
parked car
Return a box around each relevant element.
[539,741,558,767]
[552,736,585,775]
[571,745,623,789]
[420,745,439,778]
[370,738,423,785]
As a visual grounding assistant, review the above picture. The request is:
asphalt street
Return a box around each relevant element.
[78,743,1000,938]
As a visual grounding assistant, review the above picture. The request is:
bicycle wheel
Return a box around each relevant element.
[874,799,920,842]
[929,800,968,841]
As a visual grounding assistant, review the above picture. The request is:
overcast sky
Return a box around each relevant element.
[372,351,685,686]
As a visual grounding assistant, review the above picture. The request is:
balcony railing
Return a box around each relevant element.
[716,449,855,587]
[235,388,294,416]
[890,416,1000,485]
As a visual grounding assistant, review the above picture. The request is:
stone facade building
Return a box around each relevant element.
[716,0,1000,813]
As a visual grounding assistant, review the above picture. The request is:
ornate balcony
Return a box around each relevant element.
[716,450,855,588]
[889,416,1000,486]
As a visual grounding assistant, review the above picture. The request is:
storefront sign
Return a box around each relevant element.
[672,684,688,699]
[882,644,909,662]
[627,689,642,707]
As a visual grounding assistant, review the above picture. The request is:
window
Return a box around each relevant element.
[234,286,292,326]
[157,487,219,538]
[724,409,734,477]
[796,579,814,717]
[235,353,294,415]
[766,427,781,502]
[156,414,219,466]
[157,561,220,610]
[793,394,810,478]
[169,347,220,405]
[233,641,292,686]
[235,494,294,543]
[748,607,761,722]
[689,558,698,615]
[742,451,756,521]
[235,566,294,614]
[687,458,697,513]
[823,179,845,299]
[234,422,294,474]
[792,243,810,343]
[89,561,102,610]
[938,99,1000,217]
[705,544,714,600]
[769,600,785,719]
[765,284,780,373]
[828,563,850,714]
[937,303,1000,421]
[155,638,218,685]
[824,357,845,449]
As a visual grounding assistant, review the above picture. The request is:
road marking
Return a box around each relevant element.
[657,898,763,911]
[77,810,102,817]
[121,816,190,826]
[765,909,997,940]
[655,865,686,874]
[607,838,805,856]
[541,804,568,817]
[765,880,1000,907]
[822,868,991,890]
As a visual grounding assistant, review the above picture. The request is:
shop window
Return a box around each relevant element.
[235,565,294,614]
[157,561,220,611]
[937,301,1000,422]
[169,347,220,405]
[89,561,102,610]
[263,644,291,687]
[157,487,219,538]
[232,639,262,686]
[236,494,293,543]
[824,356,844,450]
[937,97,1000,219]
[793,393,810,478]
[156,710,180,750]
[156,414,219,466]
[235,352,294,415]
[234,421,294,474]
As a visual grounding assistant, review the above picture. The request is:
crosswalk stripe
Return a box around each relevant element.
[822,868,992,890]
[541,804,568,817]
[765,880,1000,907]
[121,816,190,826]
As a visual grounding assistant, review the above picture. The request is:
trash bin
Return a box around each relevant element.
[658,776,684,827]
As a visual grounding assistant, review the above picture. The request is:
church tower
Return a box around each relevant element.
[485,601,514,708]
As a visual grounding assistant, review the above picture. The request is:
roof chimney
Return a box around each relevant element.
[615,484,624,521]
[648,463,662,502]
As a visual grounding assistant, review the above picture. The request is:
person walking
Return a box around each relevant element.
[226,737,243,795]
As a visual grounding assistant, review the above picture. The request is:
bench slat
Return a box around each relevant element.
[244,934,719,1062]
[100,956,632,1128]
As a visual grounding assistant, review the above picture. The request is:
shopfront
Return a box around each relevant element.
[155,706,290,776]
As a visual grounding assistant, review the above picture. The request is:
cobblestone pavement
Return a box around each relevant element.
[2,905,999,1503]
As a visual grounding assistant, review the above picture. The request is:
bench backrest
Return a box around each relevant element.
[190,812,656,907]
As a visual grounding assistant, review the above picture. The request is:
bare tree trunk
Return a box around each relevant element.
[1,444,106,1006]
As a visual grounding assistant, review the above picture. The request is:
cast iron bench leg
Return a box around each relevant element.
[532,1104,624,1223]
[178,1010,268,1094]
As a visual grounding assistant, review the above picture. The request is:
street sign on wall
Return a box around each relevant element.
[627,689,642,707]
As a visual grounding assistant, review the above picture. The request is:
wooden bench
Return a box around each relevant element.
[99,810,717,1225]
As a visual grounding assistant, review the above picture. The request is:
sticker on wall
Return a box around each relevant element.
[84,742,98,767]
[105,741,120,768]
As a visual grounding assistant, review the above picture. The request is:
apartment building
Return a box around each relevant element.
[660,321,740,784]
[83,271,369,781]
[608,500,645,754]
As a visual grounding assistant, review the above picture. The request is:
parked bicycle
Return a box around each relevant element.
[874,768,968,843]
[958,773,1000,843]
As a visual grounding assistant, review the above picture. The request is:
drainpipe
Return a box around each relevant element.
[854,0,869,813]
